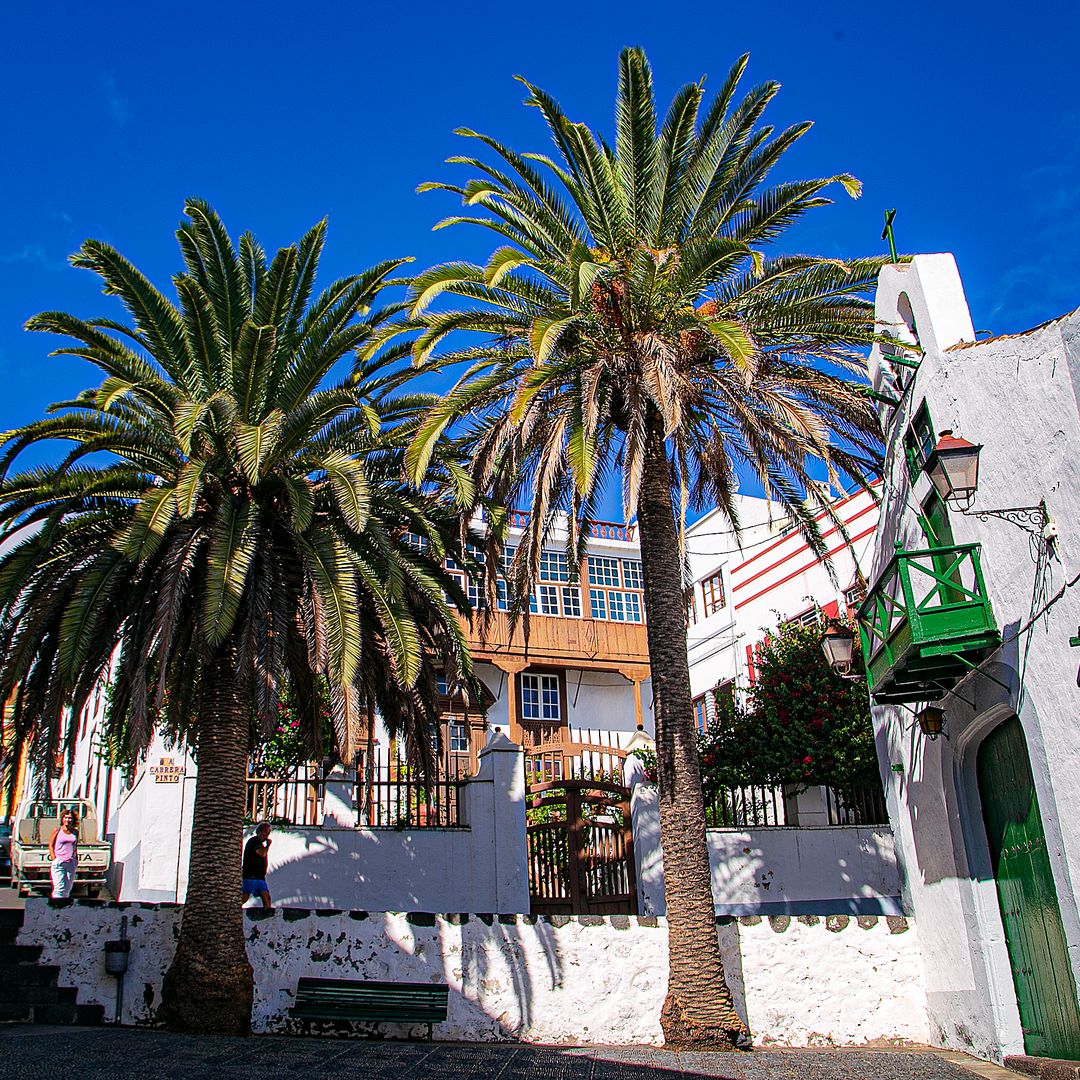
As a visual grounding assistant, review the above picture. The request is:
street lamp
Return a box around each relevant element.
[915,705,945,740]
[924,431,982,508]
[923,430,1054,538]
[820,621,857,677]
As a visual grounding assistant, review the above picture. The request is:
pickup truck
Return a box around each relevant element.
[12,799,111,897]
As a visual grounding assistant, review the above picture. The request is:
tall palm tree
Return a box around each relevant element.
[392,49,886,1046]
[0,201,480,1034]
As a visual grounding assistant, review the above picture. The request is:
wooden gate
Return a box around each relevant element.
[977,715,1080,1058]
[526,779,638,915]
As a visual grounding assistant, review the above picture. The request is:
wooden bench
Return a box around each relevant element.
[289,977,449,1037]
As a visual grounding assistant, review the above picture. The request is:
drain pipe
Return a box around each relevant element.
[104,916,130,1024]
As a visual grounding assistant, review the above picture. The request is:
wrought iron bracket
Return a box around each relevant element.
[960,499,1051,537]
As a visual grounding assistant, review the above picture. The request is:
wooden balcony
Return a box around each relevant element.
[858,543,1000,704]
[461,612,650,675]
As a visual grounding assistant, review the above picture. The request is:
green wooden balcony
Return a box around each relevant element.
[857,543,1001,704]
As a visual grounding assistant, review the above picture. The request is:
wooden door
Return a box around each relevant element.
[977,716,1080,1057]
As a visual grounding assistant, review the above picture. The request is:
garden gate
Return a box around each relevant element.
[526,777,638,915]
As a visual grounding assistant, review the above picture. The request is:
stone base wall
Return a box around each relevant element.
[18,900,928,1047]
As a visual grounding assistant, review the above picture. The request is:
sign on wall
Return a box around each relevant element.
[150,757,183,783]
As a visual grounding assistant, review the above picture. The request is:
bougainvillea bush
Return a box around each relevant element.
[631,622,879,798]
[741,621,878,793]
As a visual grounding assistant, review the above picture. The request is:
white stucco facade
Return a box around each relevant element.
[864,255,1080,1061]
[19,900,928,1047]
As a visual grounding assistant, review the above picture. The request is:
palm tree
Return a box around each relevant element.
[392,49,886,1047]
[0,201,480,1034]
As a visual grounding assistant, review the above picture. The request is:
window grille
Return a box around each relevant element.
[622,559,643,589]
[538,584,560,615]
[561,586,582,617]
[589,588,607,620]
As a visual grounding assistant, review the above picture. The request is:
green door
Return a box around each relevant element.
[977,716,1080,1057]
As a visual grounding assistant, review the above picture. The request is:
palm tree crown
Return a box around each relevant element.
[0,200,478,1033]
[401,48,884,568]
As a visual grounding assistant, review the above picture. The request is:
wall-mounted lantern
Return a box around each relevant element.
[924,431,982,508]
[924,430,1056,540]
[820,621,857,677]
[915,705,945,740]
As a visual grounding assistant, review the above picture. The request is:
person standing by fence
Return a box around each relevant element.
[48,809,78,899]
[241,822,273,910]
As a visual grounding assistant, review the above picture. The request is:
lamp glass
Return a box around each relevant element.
[821,624,856,672]
[916,706,945,738]
[925,435,981,505]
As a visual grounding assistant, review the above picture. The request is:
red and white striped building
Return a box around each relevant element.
[685,485,880,727]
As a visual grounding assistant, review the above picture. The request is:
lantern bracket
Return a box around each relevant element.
[960,499,1050,538]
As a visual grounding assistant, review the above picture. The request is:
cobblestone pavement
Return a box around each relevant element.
[0,1028,1005,1080]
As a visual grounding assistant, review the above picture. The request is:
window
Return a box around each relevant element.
[538,584,560,615]
[587,555,621,587]
[904,402,936,479]
[467,577,485,610]
[444,572,464,605]
[589,588,607,620]
[539,549,570,582]
[688,589,699,625]
[701,571,725,616]
[499,545,517,574]
[693,696,708,733]
[606,591,642,622]
[521,673,561,722]
[496,579,509,611]
[448,720,469,753]
[785,607,821,629]
[622,559,643,589]
[561,586,582,617]
[404,531,429,553]
[844,582,867,612]
[436,674,450,697]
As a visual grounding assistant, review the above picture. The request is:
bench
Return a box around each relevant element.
[289,977,449,1037]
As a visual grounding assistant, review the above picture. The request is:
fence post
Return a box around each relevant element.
[623,753,666,916]
[321,763,356,828]
[469,730,529,913]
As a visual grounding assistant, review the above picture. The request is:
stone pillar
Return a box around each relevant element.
[321,763,356,828]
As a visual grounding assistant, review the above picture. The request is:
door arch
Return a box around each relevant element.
[977,715,1080,1057]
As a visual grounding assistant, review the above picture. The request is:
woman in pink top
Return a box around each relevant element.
[48,810,78,899]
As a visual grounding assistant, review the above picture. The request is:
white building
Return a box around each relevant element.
[861,254,1080,1061]
[685,487,879,728]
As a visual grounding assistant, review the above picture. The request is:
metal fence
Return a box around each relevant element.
[245,764,324,827]
[355,746,470,829]
[704,784,790,827]
[825,780,889,826]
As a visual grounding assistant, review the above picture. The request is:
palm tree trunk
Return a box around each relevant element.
[159,646,254,1034]
[635,415,750,1049]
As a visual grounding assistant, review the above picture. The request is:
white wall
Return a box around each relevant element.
[19,900,928,1048]
[627,762,903,918]
[251,735,528,914]
[866,255,1080,1061]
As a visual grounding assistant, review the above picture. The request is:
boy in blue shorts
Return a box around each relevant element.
[241,821,273,910]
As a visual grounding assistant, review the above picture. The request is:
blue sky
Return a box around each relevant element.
[2,1,1078,518]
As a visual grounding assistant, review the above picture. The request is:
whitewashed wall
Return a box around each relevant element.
[627,761,903,917]
[255,735,527,913]
[19,900,928,1047]
[866,255,1080,1061]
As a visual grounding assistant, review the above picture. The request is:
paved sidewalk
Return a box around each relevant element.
[0,1027,1014,1080]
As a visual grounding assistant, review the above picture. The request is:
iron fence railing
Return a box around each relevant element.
[705,784,789,827]
[355,746,470,829]
[245,764,324,827]
[825,780,889,826]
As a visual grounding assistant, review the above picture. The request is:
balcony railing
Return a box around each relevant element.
[858,543,1000,704]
